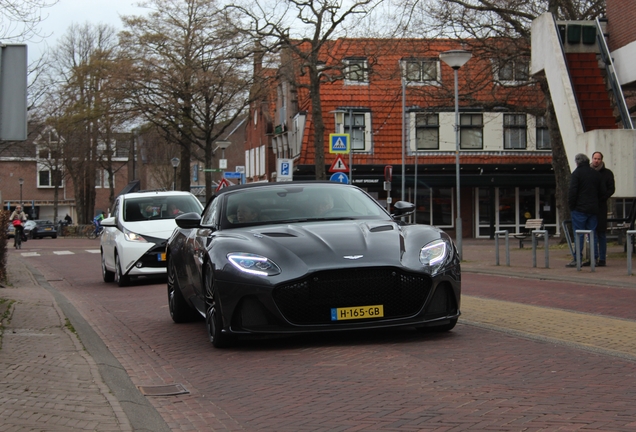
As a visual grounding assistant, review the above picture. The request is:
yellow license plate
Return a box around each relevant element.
[331,305,384,321]
[158,253,166,262]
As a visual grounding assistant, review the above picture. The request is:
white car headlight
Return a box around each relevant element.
[227,253,281,276]
[124,227,148,242]
[419,239,450,275]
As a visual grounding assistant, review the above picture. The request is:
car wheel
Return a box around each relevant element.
[204,262,232,348]
[417,318,458,333]
[101,251,115,283]
[167,256,196,323]
[114,253,130,287]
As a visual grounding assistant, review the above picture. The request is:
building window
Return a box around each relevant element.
[495,58,529,84]
[38,169,62,188]
[95,169,113,188]
[344,58,368,84]
[536,116,551,150]
[335,110,372,152]
[504,114,527,149]
[460,114,483,149]
[415,113,439,150]
[403,59,438,83]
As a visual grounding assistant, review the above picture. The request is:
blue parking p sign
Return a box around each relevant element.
[281,162,290,176]
[277,158,293,181]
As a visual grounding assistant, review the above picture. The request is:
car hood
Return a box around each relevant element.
[230,219,438,270]
[124,220,177,240]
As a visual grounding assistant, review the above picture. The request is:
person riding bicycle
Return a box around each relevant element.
[10,205,28,249]
[93,211,106,234]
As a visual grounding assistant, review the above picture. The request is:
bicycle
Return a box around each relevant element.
[87,222,104,239]
[14,225,24,249]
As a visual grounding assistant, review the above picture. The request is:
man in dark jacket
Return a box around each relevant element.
[567,153,606,267]
[591,151,615,266]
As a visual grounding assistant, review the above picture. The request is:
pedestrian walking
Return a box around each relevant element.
[591,151,615,267]
[566,153,606,267]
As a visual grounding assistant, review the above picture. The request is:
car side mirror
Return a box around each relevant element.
[101,217,116,227]
[175,212,202,229]
[391,201,415,218]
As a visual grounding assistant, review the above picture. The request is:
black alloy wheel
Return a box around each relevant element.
[204,261,231,348]
[167,256,196,323]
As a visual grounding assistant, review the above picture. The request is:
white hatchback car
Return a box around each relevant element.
[100,191,204,286]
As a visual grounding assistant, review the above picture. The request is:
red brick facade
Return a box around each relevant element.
[606,0,636,51]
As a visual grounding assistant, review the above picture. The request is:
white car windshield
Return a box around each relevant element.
[124,196,202,222]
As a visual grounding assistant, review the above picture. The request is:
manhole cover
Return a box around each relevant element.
[138,384,189,396]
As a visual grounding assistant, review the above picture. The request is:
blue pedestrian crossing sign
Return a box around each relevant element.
[330,172,349,184]
[329,133,350,154]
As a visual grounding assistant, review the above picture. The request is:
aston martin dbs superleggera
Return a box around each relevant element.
[166,181,461,348]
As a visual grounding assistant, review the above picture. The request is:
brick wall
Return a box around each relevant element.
[607,0,636,51]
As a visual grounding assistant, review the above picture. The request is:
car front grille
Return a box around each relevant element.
[272,267,432,325]
[138,243,167,268]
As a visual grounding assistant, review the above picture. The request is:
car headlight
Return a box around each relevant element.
[419,239,450,275]
[124,227,148,242]
[227,253,281,276]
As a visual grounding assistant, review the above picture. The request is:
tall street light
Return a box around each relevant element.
[171,157,180,191]
[215,140,232,182]
[440,49,472,260]
[19,177,24,205]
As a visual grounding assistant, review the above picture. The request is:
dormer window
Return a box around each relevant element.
[494,58,529,84]
[403,58,439,84]
[344,58,368,84]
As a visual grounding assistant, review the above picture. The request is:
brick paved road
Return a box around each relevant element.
[5,238,636,431]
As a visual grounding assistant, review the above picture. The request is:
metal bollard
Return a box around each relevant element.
[494,230,510,266]
[531,230,549,268]
[627,230,636,276]
[574,229,595,272]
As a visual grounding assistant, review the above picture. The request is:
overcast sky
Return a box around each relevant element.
[29,0,147,61]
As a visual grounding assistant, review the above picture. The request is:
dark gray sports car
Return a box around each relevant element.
[166,181,461,348]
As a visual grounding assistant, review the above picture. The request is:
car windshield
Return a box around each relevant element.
[124,195,203,222]
[222,184,389,227]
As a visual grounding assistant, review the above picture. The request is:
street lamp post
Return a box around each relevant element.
[440,49,472,260]
[171,157,180,191]
[19,177,24,205]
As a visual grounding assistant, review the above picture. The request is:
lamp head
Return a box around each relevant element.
[439,50,472,69]
[171,157,180,168]
[19,178,24,186]
[215,140,231,150]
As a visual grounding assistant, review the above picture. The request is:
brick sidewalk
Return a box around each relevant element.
[0,258,133,431]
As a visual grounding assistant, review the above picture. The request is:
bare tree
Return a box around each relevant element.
[43,23,128,223]
[0,0,58,41]
[120,0,255,199]
[394,0,606,239]
[227,0,386,180]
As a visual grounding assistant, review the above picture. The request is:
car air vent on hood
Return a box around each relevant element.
[369,225,394,232]
[262,232,298,238]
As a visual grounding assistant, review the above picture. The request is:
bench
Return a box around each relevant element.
[512,219,544,248]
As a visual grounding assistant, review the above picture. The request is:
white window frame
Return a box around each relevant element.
[344,58,368,85]
[402,59,441,86]
[493,58,530,85]
[334,111,373,152]
[37,167,63,188]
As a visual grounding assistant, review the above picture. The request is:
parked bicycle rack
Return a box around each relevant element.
[531,230,549,268]
[627,230,636,276]
[494,230,510,266]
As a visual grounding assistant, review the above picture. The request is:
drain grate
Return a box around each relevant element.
[138,384,189,396]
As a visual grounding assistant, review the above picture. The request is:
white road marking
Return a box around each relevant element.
[21,252,40,257]
[53,251,75,255]
[86,250,101,254]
